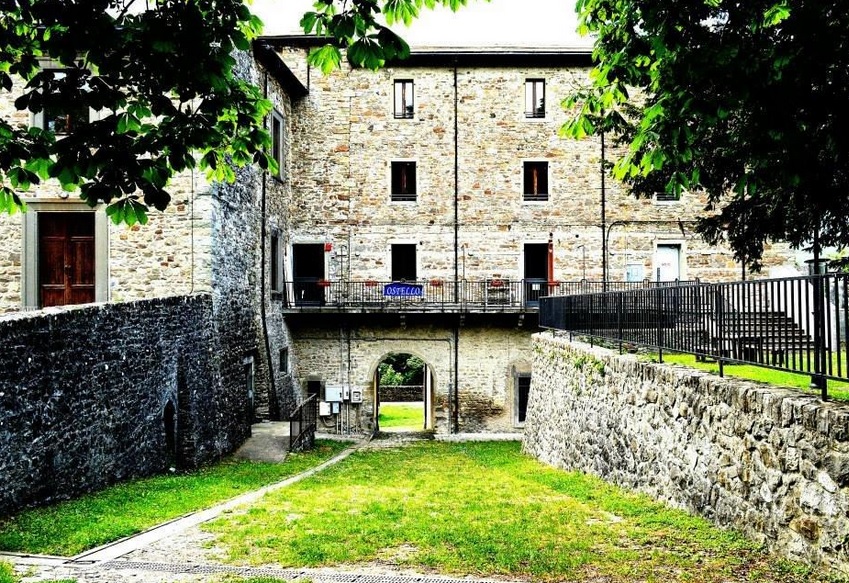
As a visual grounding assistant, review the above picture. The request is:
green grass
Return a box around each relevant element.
[0,561,75,583]
[0,440,349,557]
[204,441,834,582]
[649,352,849,400]
[378,402,424,430]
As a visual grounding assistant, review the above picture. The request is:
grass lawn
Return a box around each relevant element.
[204,441,833,582]
[0,440,350,557]
[0,560,74,583]
[649,352,849,401]
[378,402,424,431]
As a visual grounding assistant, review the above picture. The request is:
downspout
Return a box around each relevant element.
[453,65,460,303]
[453,65,460,434]
[601,130,607,291]
[453,325,459,434]
[260,70,279,419]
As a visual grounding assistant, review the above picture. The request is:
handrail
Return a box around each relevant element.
[282,278,700,312]
[540,274,849,398]
[289,394,318,452]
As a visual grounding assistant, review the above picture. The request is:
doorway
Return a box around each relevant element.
[374,353,433,432]
[292,243,326,305]
[655,244,682,281]
[38,212,95,307]
[523,243,548,307]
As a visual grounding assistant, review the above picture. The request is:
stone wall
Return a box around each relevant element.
[524,334,849,572]
[0,295,246,517]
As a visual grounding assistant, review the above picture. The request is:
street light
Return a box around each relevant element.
[576,244,586,280]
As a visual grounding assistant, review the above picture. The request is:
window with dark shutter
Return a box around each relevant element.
[523,161,549,201]
[391,161,417,202]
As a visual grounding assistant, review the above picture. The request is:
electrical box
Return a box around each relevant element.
[331,402,340,414]
[319,401,331,416]
[350,389,363,403]
[342,386,350,401]
[325,385,343,402]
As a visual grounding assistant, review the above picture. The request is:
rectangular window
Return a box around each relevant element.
[391,244,417,282]
[271,110,285,180]
[34,71,89,135]
[516,375,531,424]
[393,80,414,119]
[523,161,549,201]
[391,161,417,202]
[270,233,282,293]
[525,79,545,118]
[279,347,289,373]
[654,192,680,202]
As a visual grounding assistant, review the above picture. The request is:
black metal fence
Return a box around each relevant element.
[284,278,698,311]
[540,274,849,396]
[289,394,318,452]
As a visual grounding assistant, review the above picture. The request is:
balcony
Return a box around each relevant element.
[280,279,688,314]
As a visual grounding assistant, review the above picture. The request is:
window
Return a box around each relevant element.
[33,71,90,135]
[391,244,417,281]
[523,161,549,201]
[271,110,286,180]
[525,79,545,118]
[279,347,289,373]
[270,232,282,293]
[391,161,417,202]
[393,80,414,119]
[654,192,680,202]
[515,375,531,425]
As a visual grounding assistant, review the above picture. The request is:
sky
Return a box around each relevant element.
[250,0,591,48]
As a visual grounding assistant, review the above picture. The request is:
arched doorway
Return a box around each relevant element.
[373,352,435,432]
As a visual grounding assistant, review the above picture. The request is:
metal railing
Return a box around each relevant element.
[282,278,697,312]
[540,274,849,396]
[289,394,318,452]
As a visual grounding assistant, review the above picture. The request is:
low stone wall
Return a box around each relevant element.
[0,295,245,517]
[380,385,424,402]
[523,334,849,573]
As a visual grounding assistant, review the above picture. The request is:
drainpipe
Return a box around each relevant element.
[260,70,279,419]
[453,64,460,303]
[601,130,607,291]
[453,325,459,433]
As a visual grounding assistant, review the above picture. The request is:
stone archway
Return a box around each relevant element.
[368,351,438,433]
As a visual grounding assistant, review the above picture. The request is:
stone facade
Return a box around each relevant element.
[0,296,241,516]
[524,334,849,573]
[267,40,800,433]
[288,317,532,434]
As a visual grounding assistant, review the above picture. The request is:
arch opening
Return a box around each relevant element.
[374,352,434,433]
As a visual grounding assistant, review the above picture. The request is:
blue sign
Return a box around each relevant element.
[383,282,423,297]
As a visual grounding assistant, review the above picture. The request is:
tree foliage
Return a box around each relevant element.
[378,353,425,386]
[564,0,849,268]
[301,0,484,73]
[0,0,482,224]
[0,0,272,225]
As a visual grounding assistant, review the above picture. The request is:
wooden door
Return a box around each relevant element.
[39,213,95,307]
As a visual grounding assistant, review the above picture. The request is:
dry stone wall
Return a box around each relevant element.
[524,334,849,573]
[0,295,244,517]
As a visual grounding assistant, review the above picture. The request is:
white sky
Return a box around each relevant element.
[250,0,591,48]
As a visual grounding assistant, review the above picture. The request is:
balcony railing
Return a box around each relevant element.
[282,279,697,313]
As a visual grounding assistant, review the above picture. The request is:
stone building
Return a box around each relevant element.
[258,37,798,434]
[0,35,800,458]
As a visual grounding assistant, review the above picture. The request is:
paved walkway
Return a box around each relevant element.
[4,430,524,583]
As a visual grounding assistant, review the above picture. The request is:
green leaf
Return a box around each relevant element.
[308,44,343,74]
